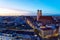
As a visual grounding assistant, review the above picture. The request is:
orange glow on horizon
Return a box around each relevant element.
[0,8,31,16]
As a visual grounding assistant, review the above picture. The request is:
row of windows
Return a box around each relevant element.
[43,30,53,37]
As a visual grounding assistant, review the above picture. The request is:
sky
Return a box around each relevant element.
[0,0,60,15]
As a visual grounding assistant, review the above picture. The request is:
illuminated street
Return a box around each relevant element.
[0,10,59,40]
[0,0,60,40]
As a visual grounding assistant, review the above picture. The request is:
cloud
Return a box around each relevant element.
[0,8,34,16]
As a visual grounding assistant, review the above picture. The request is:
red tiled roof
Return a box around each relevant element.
[39,16,53,20]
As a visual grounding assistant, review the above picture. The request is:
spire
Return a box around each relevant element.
[37,10,42,21]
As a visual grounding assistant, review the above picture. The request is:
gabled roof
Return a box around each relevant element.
[40,28,55,30]
[39,16,54,20]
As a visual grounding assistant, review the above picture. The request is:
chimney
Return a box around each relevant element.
[37,10,42,21]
